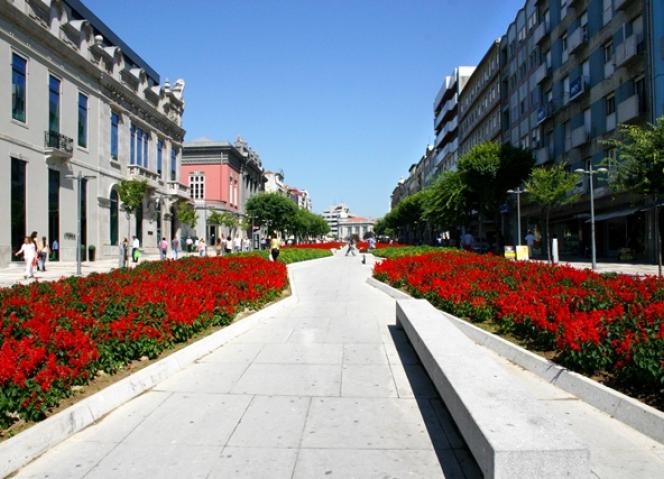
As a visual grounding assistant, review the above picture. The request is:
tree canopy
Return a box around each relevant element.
[245,192,299,234]
[176,202,198,229]
[116,179,147,214]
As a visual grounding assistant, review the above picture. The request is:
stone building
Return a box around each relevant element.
[1,0,188,266]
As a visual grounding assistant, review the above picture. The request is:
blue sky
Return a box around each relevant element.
[84,0,525,217]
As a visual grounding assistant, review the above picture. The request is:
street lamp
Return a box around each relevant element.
[575,165,608,270]
[507,187,527,246]
[65,171,96,276]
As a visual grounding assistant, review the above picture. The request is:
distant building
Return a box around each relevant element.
[322,204,374,240]
[288,187,312,211]
[181,137,263,242]
[264,170,287,195]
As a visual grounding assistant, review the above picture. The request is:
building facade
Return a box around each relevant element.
[181,138,264,242]
[499,0,658,260]
[458,40,503,155]
[322,204,375,240]
[288,187,312,211]
[1,0,188,267]
[432,66,476,173]
[264,170,287,195]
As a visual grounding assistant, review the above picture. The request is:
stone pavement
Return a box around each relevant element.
[13,253,481,478]
[11,254,664,478]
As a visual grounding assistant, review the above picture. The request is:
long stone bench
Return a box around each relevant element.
[397,299,590,479]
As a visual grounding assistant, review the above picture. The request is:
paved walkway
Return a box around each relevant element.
[14,254,480,478]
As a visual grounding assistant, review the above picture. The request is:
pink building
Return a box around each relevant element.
[182,138,264,242]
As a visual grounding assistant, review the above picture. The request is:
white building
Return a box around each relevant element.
[1,0,188,266]
[322,204,374,240]
[288,187,312,211]
[264,170,287,195]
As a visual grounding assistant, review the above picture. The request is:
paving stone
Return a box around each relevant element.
[14,440,115,479]
[210,447,297,478]
[342,343,388,364]
[341,364,398,397]
[231,364,342,396]
[153,361,249,393]
[198,342,263,364]
[254,343,342,365]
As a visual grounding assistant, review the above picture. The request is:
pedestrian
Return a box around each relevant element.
[345,237,357,256]
[186,236,193,253]
[159,236,168,260]
[132,236,140,263]
[269,234,280,262]
[51,238,59,261]
[171,237,179,260]
[462,231,474,251]
[119,238,128,268]
[225,236,232,255]
[215,237,223,256]
[368,236,376,251]
[198,238,207,257]
[242,237,250,252]
[525,230,535,258]
[37,236,49,271]
[233,236,240,253]
[261,236,267,250]
[14,236,37,279]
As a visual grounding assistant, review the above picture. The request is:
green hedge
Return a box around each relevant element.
[238,248,332,264]
[371,246,452,259]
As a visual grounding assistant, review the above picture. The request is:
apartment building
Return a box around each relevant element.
[500,0,659,260]
[181,137,264,242]
[432,66,476,174]
[1,0,188,267]
[458,40,503,156]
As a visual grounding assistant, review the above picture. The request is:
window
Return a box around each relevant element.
[48,169,60,261]
[170,147,177,181]
[78,93,88,148]
[110,188,119,246]
[111,112,119,160]
[581,11,588,38]
[130,124,149,167]
[635,76,646,111]
[143,131,149,169]
[157,139,164,176]
[561,33,568,63]
[11,158,26,256]
[11,53,27,122]
[80,178,88,255]
[603,41,613,63]
[563,76,570,103]
[561,0,568,20]
[130,125,135,164]
[189,173,204,200]
[48,75,60,134]
[602,0,612,26]
[606,94,616,115]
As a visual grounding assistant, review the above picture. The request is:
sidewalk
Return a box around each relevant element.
[10,254,664,478]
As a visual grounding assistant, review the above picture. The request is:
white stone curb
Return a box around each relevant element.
[367,277,664,445]
[0,270,298,479]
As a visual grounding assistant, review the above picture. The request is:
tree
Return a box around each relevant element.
[525,164,580,262]
[245,192,298,235]
[176,202,198,231]
[208,211,238,237]
[423,170,467,236]
[604,117,664,272]
[458,142,534,240]
[117,179,148,239]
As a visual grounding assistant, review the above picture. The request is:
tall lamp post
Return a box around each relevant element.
[507,188,527,246]
[575,165,608,270]
[66,171,96,276]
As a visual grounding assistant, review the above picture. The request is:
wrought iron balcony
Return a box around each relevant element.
[44,130,73,160]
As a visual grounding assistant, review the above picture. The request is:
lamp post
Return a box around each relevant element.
[65,171,96,276]
[507,188,527,246]
[575,165,608,270]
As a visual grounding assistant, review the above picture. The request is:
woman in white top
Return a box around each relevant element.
[14,236,37,278]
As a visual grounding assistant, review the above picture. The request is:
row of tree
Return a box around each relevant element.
[246,192,329,239]
[376,118,664,262]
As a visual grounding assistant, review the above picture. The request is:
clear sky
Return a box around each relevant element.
[84,0,525,218]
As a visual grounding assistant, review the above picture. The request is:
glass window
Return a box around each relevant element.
[143,132,149,169]
[48,75,60,134]
[136,128,143,166]
[49,169,60,260]
[110,188,119,246]
[603,41,613,63]
[170,147,177,181]
[189,174,205,200]
[11,53,27,122]
[78,93,88,148]
[130,125,136,164]
[606,94,616,115]
[11,158,26,257]
[135,202,143,244]
[111,112,119,160]
[81,178,88,257]
[157,139,164,175]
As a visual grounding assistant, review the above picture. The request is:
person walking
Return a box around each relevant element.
[132,236,140,263]
[214,238,223,256]
[37,236,49,271]
[345,237,357,256]
[15,236,37,279]
[118,238,127,267]
[525,230,535,259]
[462,231,474,251]
[225,236,232,255]
[171,237,179,260]
[186,236,193,253]
[269,234,280,262]
[159,237,168,260]
[198,238,207,257]
[51,239,59,261]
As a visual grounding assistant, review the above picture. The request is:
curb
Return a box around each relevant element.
[367,276,664,445]
[0,276,298,478]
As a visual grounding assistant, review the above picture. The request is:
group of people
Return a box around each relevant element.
[14,231,51,279]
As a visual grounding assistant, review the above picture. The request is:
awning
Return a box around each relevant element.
[585,207,641,223]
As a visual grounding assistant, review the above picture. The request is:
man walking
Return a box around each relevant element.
[171,237,179,260]
[132,236,140,263]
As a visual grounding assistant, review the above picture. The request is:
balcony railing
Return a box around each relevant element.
[167,180,189,199]
[44,130,73,160]
[568,27,587,53]
[569,75,589,102]
[533,21,549,44]
[571,125,589,148]
[128,164,162,188]
[534,62,550,84]
[614,34,640,68]
[536,101,554,125]
[535,146,550,165]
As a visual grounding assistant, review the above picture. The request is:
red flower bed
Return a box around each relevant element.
[374,250,664,391]
[0,256,287,428]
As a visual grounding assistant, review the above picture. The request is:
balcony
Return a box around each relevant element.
[569,75,589,102]
[534,62,550,84]
[571,126,589,148]
[617,94,640,123]
[606,113,617,132]
[535,146,550,165]
[533,21,549,44]
[614,35,639,68]
[44,131,73,160]
[167,180,190,200]
[568,27,587,53]
[536,101,554,125]
[615,0,634,10]
[604,61,615,79]
[128,164,162,189]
